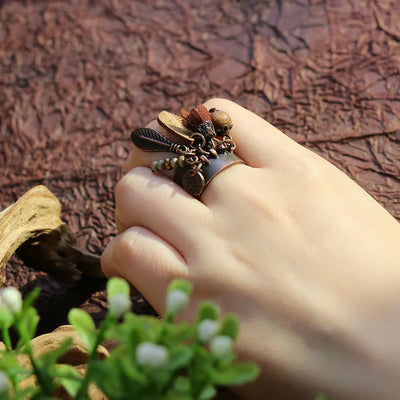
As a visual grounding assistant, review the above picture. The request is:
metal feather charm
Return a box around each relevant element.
[131,128,184,153]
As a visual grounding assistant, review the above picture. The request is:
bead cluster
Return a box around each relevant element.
[151,105,234,175]
[151,155,186,172]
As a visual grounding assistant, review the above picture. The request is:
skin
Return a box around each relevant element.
[101,99,400,400]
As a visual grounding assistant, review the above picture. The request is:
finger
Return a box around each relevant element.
[203,98,304,168]
[101,226,188,314]
[114,167,211,256]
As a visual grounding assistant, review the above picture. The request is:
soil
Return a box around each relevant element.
[0,0,399,371]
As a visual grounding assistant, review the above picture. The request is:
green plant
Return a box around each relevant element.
[0,279,259,399]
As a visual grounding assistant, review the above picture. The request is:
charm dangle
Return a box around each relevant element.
[130,104,244,198]
[131,128,188,154]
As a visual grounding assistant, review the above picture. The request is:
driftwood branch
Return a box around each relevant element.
[0,185,104,287]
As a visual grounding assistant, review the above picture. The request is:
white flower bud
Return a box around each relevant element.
[0,371,10,394]
[108,293,131,317]
[166,289,188,315]
[136,342,169,369]
[0,287,22,314]
[197,319,219,343]
[210,335,233,358]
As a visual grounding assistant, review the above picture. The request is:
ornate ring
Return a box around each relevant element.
[130,104,244,198]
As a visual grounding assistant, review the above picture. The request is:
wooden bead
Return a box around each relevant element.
[209,109,233,134]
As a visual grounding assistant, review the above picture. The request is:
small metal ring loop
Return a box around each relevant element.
[190,133,206,148]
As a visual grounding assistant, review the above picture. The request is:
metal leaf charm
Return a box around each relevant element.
[131,128,175,152]
[157,111,194,146]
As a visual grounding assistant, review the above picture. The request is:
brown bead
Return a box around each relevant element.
[209,109,233,134]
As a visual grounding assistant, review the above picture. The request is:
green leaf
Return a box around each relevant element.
[187,344,214,397]
[21,287,41,313]
[0,310,13,329]
[54,364,83,397]
[90,360,127,400]
[167,279,193,295]
[91,349,149,400]
[198,384,216,400]
[68,308,96,352]
[197,302,219,322]
[162,322,195,347]
[210,362,259,385]
[173,376,191,393]
[219,314,240,340]
[0,353,30,376]
[166,345,194,371]
[15,307,39,346]
[314,395,326,400]
[107,277,130,301]
[23,307,40,341]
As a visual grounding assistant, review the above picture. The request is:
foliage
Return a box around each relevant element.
[0,279,260,399]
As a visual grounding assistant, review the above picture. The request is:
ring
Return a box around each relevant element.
[130,104,244,198]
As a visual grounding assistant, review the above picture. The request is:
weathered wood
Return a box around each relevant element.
[17,224,105,281]
[0,186,63,287]
[0,186,104,287]
[18,325,109,399]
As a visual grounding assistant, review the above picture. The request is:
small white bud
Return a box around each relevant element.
[136,342,169,369]
[108,293,131,317]
[0,371,10,394]
[0,287,22,314]
[197,319,219,343]
[166,289,189,315]
[210,335,233,358]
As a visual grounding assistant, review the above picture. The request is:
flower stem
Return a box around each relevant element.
[75,316,114,400]
[15,320,53,396]
[2,327,12,351]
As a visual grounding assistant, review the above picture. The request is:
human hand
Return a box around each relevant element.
[102,99,400,400]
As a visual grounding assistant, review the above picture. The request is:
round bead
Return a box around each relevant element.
[170,158,179,169]
[178,155,186,168]
[209,109,233,134]
[155,160,165,171]
[151,161,158,173]
[164,158,172,170]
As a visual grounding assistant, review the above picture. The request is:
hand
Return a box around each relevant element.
[102,99,400,400]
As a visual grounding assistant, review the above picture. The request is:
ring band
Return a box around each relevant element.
[174,152,244,197]
[130,104,243,198]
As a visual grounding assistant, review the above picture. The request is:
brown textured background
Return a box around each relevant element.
[1,0,400,333]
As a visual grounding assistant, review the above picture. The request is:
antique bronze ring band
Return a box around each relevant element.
[173,152,244,197]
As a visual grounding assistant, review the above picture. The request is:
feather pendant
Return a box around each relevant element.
[131,128,175,152]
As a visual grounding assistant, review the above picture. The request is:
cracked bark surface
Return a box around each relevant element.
[0,0,399,342]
